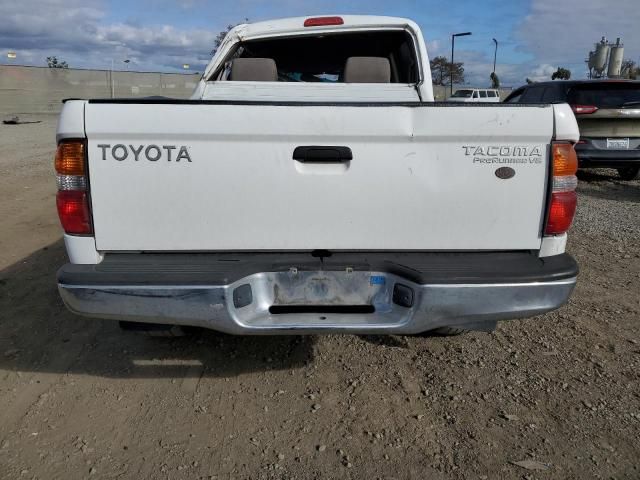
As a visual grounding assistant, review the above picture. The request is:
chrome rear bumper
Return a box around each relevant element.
[58,261,577,335]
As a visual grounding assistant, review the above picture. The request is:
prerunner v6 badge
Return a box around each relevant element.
[463,145,543,165]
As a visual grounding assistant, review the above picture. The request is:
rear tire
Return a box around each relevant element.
[617,166,640,181]
[430,326,468,336]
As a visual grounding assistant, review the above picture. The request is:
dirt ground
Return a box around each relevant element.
[0,116,639,479]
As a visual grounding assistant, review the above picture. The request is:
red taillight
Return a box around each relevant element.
[55,139,92,235]
[56,190,92,234]
[304,16,344,27]
[571,105,598,115]
[546,192,577,234]
[545,141,578,235]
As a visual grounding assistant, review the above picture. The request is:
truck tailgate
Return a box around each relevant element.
[84,102,553,251]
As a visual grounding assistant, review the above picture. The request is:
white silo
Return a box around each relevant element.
[607,38,624,78]
[593,37,610,76]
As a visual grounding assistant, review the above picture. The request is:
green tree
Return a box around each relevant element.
[490,72,500,88]
[551,67,571,80]
[429,56,465,85]
[46,56,68,69]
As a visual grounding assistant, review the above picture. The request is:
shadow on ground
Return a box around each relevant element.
[577,170,640,203]
[577,169,621,183]
[0,239,317,378]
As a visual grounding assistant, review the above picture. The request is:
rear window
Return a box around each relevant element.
[568,83,640,108]
[520,86,545,103]
[451,89,473,98]
[216,30,419,83]
[505,88,524,103]
[542,86,564,102]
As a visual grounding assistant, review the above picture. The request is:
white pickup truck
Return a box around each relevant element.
[55,15,580,336]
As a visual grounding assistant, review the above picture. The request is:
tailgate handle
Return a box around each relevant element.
[293,146,352,163]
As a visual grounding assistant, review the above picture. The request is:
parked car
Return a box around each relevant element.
[505,80,640,180]
[55,15,579,337]
[447,88,501,103]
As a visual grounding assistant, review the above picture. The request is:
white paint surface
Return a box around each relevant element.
[80,102,558,251]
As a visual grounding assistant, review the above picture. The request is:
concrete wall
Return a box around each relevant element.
[0,64,513,116]
[0,65,200,116]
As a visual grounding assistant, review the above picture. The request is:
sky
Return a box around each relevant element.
[1,0,639,87]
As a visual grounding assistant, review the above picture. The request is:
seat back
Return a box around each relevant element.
[344,57,391,83]
[230,58,278,81]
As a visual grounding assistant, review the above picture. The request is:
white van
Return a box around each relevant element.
[447,88,501,103]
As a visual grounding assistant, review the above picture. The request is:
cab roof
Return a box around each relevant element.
[204,15,423,80]
[230,15,419,40]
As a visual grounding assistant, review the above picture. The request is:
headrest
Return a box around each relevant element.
[344,57,391,83]
[230,58,278,81]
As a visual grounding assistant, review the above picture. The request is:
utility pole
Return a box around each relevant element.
[492,38,498,74]
[451,32,472,96]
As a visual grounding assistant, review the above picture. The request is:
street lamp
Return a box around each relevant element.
[124,59,130,70]
[492,38,498,74]
[451,32,472,96]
